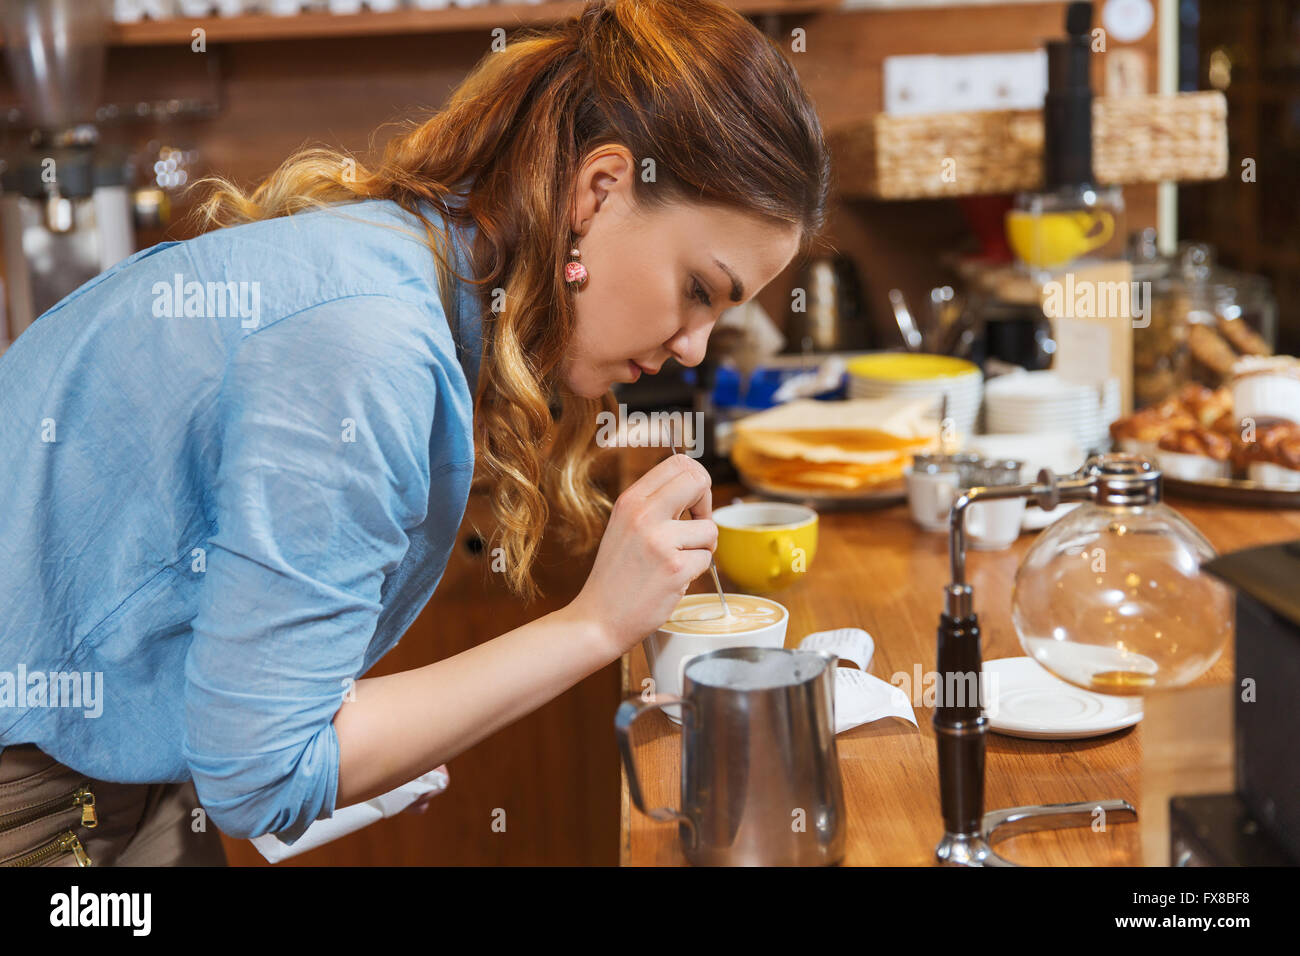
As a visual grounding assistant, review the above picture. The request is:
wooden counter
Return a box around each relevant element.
[618,488,1300,867]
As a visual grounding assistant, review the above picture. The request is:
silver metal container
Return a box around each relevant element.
[616,646,846,866]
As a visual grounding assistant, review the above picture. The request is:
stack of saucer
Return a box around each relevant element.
[846,353,983,441]
[984,370,1120,454]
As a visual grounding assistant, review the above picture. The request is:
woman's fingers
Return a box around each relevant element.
[648,456,713,521]
[667,518,719,553]
[625,452,689,501]
[676,547,716,588]
[573,454,718,652]
[628,454,710,511]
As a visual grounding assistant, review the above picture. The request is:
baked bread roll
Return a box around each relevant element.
[1156,427,1233,461]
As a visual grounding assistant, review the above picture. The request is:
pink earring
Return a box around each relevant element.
[564,246,588,286]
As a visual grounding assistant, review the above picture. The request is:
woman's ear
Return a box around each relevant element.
[569,146,636,237]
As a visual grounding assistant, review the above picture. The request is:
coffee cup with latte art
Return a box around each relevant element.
[643,593,789,722]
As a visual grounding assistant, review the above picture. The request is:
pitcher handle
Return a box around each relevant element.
[614,694,697,839]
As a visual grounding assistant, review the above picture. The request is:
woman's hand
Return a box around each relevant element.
[569,453,717,654]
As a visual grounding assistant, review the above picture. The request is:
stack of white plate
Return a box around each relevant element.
[845,353,984,440]
[984,371,1120,453]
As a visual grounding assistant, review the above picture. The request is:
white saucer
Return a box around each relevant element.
[984,657,1143,739]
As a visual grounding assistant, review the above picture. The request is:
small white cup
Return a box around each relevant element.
[642,594,788,723]
[905,466,960,532]
[965,497,1028,550]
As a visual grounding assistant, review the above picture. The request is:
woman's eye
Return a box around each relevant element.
[691,278,713,308]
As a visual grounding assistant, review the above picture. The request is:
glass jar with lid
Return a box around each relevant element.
[1129,229,1189,409]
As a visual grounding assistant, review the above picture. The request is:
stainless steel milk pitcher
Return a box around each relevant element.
[615,646,846,866]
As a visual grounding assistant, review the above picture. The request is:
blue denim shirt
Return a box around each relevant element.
[0,197,482,843]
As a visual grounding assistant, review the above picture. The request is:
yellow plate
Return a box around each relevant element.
[846,353,981,382]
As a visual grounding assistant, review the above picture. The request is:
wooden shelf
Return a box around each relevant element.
[102,0,841,45]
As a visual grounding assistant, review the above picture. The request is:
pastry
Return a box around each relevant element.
[1156,426,1233,481]
[1209,409,1239,435]
[1157,426,1233,460]
[1109,386,1199,447]
[1232,418,1300,465]
[1179,384,1234,428]
[1110,363,1300,485]
[1237,419,1300,489]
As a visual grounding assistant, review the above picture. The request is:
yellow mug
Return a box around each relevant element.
[1005,208,1115,269]
[712,502,818,594]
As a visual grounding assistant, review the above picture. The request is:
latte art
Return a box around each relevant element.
[662,594,783,635]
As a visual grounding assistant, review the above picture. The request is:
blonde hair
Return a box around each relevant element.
[193,0,829,600]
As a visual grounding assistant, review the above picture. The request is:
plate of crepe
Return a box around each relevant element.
[730,397,943,507]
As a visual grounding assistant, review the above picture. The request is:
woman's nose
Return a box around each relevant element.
[667,323,712,368]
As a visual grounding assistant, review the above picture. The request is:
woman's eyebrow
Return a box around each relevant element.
[713,259,745,303]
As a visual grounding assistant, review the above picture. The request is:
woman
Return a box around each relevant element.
[0,0,828,866]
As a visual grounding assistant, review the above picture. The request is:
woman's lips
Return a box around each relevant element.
[627,360,642,382]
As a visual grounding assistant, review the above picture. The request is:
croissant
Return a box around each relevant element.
[1209,410,1240,435]
[1232,420,1300,471]
[1186,387,1234,428]
[1157,427,1234,460]
[1111,408,1197,442]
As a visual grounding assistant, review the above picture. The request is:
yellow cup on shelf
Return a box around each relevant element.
[712,502,818,594]
[1005,208,1115,269]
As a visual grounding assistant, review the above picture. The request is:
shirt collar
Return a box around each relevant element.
[417,194,483,399]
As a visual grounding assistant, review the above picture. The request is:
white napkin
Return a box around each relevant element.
[796,628,918,734]
[249,765,450,863]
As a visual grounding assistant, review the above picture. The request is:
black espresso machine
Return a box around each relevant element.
[1172,540,1300,866]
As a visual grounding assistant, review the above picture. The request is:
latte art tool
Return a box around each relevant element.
[669,438,730,620]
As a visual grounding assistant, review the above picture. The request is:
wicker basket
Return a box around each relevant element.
[829,91,1228,200]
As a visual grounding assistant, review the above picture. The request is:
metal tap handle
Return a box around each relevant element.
[946,466,1099,606]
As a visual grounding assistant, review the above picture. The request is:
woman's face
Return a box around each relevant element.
[562,149,803,399]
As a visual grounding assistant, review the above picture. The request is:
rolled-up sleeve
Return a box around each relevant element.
[183,295,436,843]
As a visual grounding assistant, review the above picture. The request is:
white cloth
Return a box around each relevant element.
[250,765,450,863]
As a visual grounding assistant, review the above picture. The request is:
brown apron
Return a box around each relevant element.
[0,743,228,867]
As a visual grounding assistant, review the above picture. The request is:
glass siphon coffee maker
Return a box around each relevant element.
[933,454,1234,865]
